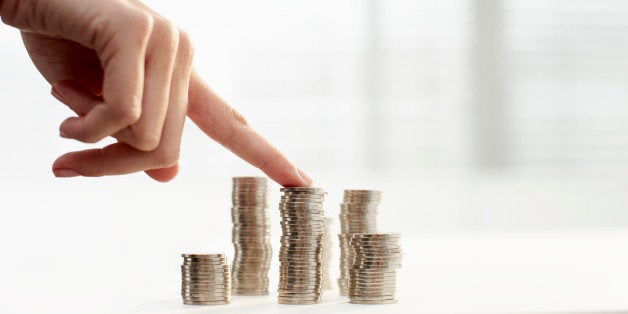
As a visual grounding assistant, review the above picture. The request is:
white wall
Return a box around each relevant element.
[0,0,628,239]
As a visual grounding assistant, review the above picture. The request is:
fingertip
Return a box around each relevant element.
[52,152,74,170]
[145,164,179,182]
[297,168,313,186]
[59,116,80,134]
[53,168,80,178]
[272,167,313,188]
[52,153,81,178]
[59,116,101,143]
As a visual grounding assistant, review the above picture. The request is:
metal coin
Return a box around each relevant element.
[183,300,231,305]
[181,253,225,259]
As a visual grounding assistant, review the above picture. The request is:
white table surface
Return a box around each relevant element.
[4,228,628,313]
[5,177,628,313]
[129,231,628,314]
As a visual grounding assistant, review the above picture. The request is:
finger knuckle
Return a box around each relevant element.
[177,29,195,60]
[112,97,142,124]
[229,106,249,127]
[130,128,161,152]
[154,19,180,50]
[153,148,179,168]
[260,149,291,175]
[220,107,250,147]
[132,11,154,40]
[76,133,102,144]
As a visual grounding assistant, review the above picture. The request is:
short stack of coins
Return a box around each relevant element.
[321,217,334,290]
[338,190,382,295]
[231,177,271,295]
[181,253,231,305]
[348,233,402,304]
[277,187,326,304]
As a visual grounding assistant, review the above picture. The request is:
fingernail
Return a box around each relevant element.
[297,168,313,186]
[53,168,79,178]
[51,87,67,104]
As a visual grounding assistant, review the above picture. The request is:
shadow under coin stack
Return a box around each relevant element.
[231,177,271,295]
[349,234,402,304]
[321,217,334,290]
[181,253,232,305]
[278,187,326,304]
[338,190,381,295]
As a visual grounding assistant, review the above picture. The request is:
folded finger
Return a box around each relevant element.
[52,80,102,117]
[59,10,152,143]
[53,29,194,182]
[114,18,178,151]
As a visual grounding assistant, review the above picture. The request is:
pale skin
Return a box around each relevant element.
[0,0,313,187]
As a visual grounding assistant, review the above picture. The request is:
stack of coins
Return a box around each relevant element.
[278,187,326,304]
[338,190,382,295]
[321,217,334,290]
[231,177,272,295]
[348,234,402,304]
[181,253,232,305]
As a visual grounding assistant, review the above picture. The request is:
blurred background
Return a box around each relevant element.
[2,0,628,312]
[1,0,626,231]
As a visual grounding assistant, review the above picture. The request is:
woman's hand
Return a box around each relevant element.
[0,0,312,187]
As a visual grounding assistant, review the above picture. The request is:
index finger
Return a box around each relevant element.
[187,71,312,187]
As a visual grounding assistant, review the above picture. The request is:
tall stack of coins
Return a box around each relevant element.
[349,234,402,304]
[338,190,381,295]
[321,217,334,290]
[231,177,271,295]
[278,187,326,304]
[181,253,232,305]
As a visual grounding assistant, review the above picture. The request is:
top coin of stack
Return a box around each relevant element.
[348,234,402,304]
[181,253,232,305]
[231,177,272,295]
[338,190,382,296]
[277,187,326,305]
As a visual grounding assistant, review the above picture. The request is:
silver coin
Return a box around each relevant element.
[351,233,401,239]
[183,283,231,289]
[349,289,398,295]
[181,278,230,283]
[181,253,225,258]
[181,294,232,299]
[280,186,325,192]
[349,282,397,288]
[182,297,232,303]
[181,289,231,294]
[277,288,322,293]
[277,291,321,296]
[277,299,321,305]
[181,263,230,268]
[232,290,268,294]
[181,271,231,276]
[182,259,228,265]
[181,269,230,275]
[277,295,321,300]
[348,278,396,285]
[183,300,231,305]
[348,287,398,294]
